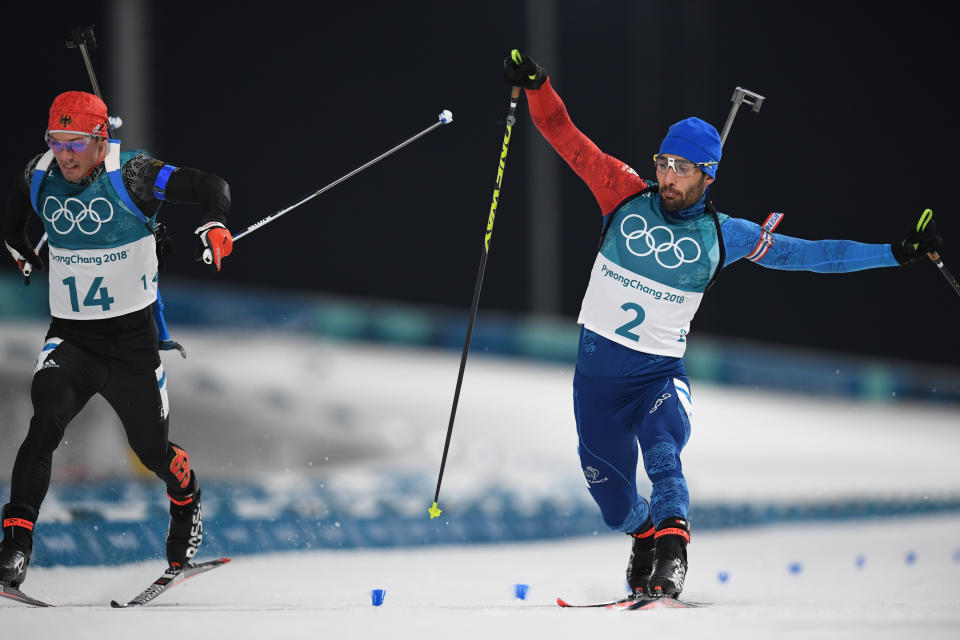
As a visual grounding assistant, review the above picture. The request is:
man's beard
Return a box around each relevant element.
[660,179,707,212]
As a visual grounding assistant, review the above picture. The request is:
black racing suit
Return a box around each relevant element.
[2,152,230,531]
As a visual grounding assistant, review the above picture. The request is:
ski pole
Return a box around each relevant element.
[719,86,765,147]
[915,208,960,297]
[26,25,120,281]
[231,110,454,243]
[926,252,959,296]
[428,51,524,520]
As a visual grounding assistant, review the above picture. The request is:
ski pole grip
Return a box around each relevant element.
[508,48,529,96]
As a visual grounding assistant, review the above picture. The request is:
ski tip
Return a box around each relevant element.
[110,600,126,608]
[556,597,571,607]
[188,557,231,568]
[0,583,54,607]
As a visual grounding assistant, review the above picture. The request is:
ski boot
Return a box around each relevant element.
[1,504,36,588]
[166,473,203,569]
[647,516,690,598]
[625,517,656,596]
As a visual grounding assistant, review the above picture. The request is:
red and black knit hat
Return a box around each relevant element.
[47,91,109,138]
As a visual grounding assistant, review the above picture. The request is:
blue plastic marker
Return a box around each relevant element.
[371,588,386,606]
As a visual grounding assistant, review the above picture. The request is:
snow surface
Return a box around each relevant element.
[5,516,960,639]
[2,329,960,638]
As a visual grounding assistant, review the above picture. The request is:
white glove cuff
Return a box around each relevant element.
[194,221,226,246]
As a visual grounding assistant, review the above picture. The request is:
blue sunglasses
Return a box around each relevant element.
[45,134,95,153]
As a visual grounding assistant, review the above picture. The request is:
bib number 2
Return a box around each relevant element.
[62,276,115,312]
[615,302,645,342]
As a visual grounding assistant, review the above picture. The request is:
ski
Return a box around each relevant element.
[623,596,709,610]
[110,557,230,608]
[557,594,709,610]
[0,582,54,607]
[556,594,636,609]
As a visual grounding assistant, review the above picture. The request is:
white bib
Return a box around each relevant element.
[47,235,158,319]
[577,253,703,357]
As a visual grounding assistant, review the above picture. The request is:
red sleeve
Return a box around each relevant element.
[525,77,649,215]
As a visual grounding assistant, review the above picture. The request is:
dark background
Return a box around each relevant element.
[3,1,958,367]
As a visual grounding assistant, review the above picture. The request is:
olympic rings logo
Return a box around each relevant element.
[619,214,701,269]
[41,196,114,235]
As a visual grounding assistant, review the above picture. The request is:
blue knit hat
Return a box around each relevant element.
[658,117,722,178]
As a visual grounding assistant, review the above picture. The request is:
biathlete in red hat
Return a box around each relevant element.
[1,90,235,588]
[503,52,944,601]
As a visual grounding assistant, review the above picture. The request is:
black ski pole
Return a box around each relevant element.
[429,55,524,520]
[927,251,960,297]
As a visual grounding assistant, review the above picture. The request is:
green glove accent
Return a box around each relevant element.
[504,49,548,89]
[915,208,934,250]
[892,208,943,265]
[510,48,535,80]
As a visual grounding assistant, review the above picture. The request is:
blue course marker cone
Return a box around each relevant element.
[371,589,386,606]
[905,551,917,566]
[514,583,529,600]
[717,571,730,584]
[855,554,866,569]
[788,562,803,575]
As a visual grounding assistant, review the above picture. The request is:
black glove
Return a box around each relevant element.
[891,217,943,265]
[5,239,44,285]
[503,49,548,89]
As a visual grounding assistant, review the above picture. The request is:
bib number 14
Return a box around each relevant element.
[62,276,115,312]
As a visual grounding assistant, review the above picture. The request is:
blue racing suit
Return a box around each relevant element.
[524,78,897,533]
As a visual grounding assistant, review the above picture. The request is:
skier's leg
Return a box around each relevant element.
[637,376,693,597]
[102,355,203,567]
[637,376,692,525]
[572,370,651,533]
[2,337,101,586]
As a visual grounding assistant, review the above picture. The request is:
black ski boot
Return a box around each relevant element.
[647,516,690,598]
[625,518,656,595]
[166,473,202,568]
[1,504,36,588]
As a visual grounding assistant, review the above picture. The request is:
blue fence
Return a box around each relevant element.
[11,478,960,567]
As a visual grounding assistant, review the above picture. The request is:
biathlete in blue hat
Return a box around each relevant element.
[504,52,943,600]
